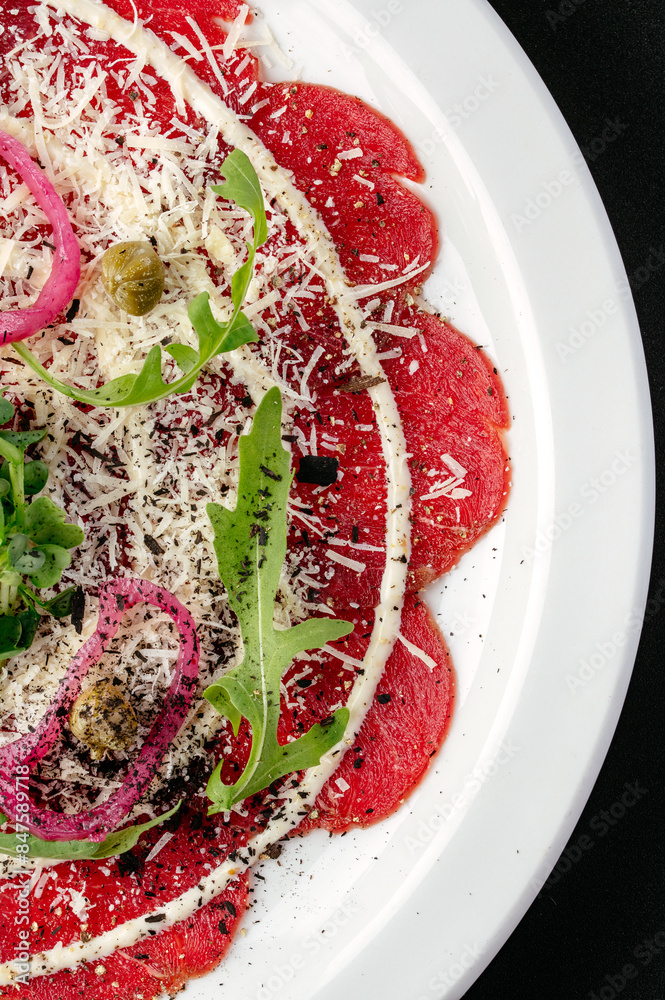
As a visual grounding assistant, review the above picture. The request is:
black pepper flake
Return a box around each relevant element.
[376,693,392,704]
[296,455,338,487]
[65,298,80,322]
[145,913,166,924]
[376,193,385,205]
[144,533,164,556]
[116,852,142,877]
[260,464,282,482]
[71,586,85,635]
[218,920,229,934]
[222,900,237,917]
[353,758,364,769]
[42,239,56,250]
[352,525,359,543]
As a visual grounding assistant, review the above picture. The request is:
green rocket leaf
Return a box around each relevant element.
[0,802,181,861]
[204,388,353,813]
[14,149,267,408]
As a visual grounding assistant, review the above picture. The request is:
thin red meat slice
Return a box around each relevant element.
[300,592,453,833]
[248,82,434,287]
[379,310,510,587]
[241,69,509,586]
[2,877,248,1000]
[0,809,251,999]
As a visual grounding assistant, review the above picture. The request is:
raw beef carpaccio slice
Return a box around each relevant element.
[0,0,509,996]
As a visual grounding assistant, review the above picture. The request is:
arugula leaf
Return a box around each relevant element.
[204,388,353,813]
[0,802,181,861]
[14,149,268,409]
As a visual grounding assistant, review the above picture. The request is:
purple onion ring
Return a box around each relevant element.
[0,129,80,345]
[0,578,199,841]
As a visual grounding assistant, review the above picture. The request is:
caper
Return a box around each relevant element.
[69,679,137,760]
[101,241,165,316]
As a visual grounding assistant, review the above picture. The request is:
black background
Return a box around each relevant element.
[464,3,665,1000]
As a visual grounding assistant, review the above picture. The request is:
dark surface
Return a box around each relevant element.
[465,3,665,999]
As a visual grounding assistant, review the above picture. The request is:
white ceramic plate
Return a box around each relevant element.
[188,1,654,998]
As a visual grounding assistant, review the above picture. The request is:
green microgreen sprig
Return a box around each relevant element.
[0,395,83,658]
[13,149,267,408]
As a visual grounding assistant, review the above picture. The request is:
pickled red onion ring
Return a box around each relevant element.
[0,129,80,344]
[0,578,199,842]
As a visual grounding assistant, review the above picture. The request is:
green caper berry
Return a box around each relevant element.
[69,679,137,760]
[101,241,165,316]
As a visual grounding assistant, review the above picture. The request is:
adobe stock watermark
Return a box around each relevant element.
[555,295,621,361]
[512,119,627,235]
[531,781,648,894]
[511,169,578,233]
[546,0,588,31]
[521,449,638,563]
[556,244,664,361]
[443,74,501,131]
[571,118,628,167]
[416,75,501,161]
[445,609,476,639]
[8,764,33,985]
[253,899,361,1000]
[617,243,665,295]
[588,927,665,1000]
[565,575,665,693]
[339,1,403,59]
[415,941,484,998]
[405,740,520,855]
